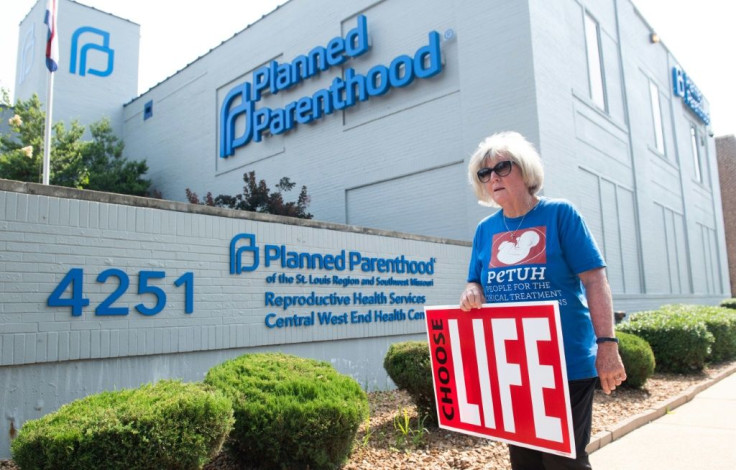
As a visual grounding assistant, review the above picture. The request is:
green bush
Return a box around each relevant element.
[204,353,368,470]
[689,305,736,362]
[720,298,736,310]
[11,380,234,470]
[618,305,714,372]
[617,332,655,388]
[383,341,436,426]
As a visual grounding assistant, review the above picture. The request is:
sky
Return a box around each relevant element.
[1,0,734,136]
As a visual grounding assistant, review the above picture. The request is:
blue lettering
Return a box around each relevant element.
[295,97,314,124]
[389,55,414,88]
[311,88,334,119]
[291,55,310,82]
[265,312,315,328]
[326,37,347,66]
[270,108,286,135]
[264,245,281,267]
[414,31,442,79]
[408,309,425,320]
[274,61,293,93]
[219,15,446,155]
[253,67,270,100]
[252,107,271,142]
[345,15,369,57]
[344,68,368,107]
[672,65,710,125]
[307,46,327,75]
[366,65,390,96]
[330,78,349,110]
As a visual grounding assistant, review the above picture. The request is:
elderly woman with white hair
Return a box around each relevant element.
[459,131,626,470]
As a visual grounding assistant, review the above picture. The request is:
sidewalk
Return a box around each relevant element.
[588,364,736,469]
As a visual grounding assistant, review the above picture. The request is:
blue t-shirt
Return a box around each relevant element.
[467,197,605,380]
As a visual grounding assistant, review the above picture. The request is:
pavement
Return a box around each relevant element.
[587,364,736,470]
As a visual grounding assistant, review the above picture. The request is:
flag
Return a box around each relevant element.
[45,0,58,72]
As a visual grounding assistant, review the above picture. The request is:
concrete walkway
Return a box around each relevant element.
[588,365,736,469]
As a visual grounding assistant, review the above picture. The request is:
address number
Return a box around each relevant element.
[47,268,194,316]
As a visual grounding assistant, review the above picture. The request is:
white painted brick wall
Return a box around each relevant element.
[0,181,470,456]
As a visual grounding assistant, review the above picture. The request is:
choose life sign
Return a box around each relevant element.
[424,302,576,458]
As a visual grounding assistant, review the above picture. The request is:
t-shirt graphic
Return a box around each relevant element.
[489,226,547,268]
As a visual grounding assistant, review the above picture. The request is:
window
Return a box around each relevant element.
[649,81,665,154]
[144,100,153,121]
[690,126,703,183]
[584,13,606,110]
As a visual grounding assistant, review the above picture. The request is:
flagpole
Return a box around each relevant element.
[43,69,54,185]
[42,0,58,186]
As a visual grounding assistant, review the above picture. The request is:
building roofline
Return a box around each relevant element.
[123,0,291,107]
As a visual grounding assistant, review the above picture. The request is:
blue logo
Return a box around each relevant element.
[219,15,443,158]
[220,83,256,159]
[230,233,259,274]
[672,66,710,125]
[70,26,115,77]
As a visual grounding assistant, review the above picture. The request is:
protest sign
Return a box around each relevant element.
[425,301,575,458]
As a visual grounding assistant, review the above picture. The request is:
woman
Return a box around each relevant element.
[459,131,626,469]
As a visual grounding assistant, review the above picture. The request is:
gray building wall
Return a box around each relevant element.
[528,0,729,305]
[14,0,139,137]
[716,135,736,295]
[121,0,729,306]
[0,179,469,457]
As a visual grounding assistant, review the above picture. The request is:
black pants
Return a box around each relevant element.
[508,378,596,470]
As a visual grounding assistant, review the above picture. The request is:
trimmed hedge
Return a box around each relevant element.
[11,380,234,470]
[720,298,736,310]
[204,353,368,470]
[618,305,715,372]
[617,332,655,388]
[686,305,736,362]
[383,341,436,426]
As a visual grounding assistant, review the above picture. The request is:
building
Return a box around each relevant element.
[2,0,731,458]
[15,0,729,307]
[13,0,139,137]
[716,135,736,295]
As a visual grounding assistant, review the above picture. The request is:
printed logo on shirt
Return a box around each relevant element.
[489,226,546,268]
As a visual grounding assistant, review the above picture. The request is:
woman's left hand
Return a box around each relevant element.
[596,343,626,394]
[578,267,627,394]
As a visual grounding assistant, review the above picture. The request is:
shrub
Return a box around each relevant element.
[690,305,736,362]
[719,298,736,310]
[617,332,655,388]
[383,341,437,426]
[10,380,234,470]
[204,353,368,470]
[618,306,714,372]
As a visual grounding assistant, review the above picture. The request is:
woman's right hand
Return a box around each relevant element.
[460,282,485,311]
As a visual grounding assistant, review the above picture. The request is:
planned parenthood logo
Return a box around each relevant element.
[229,233,436,276]
[230,234,259,274]
[219,15,443,157]
[69,26,115,77]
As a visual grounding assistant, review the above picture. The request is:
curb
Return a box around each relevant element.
[586,362,736,454]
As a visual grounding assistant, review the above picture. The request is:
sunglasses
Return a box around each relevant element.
[477,160,515,182]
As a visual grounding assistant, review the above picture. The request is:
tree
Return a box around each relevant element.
[186,171,313,219]
[1,94,46,183]
[0,93,150,196]
[82,119,150,196]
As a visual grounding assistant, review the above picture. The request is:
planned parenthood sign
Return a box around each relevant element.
[424,302,576,458]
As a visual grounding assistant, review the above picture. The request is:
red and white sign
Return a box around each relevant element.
[424,301,575,458]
